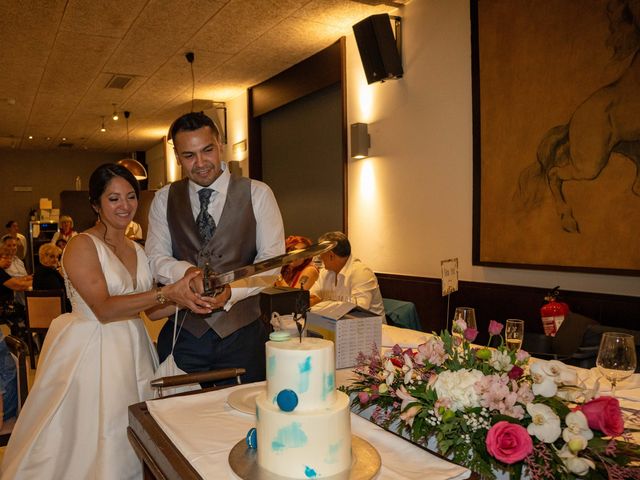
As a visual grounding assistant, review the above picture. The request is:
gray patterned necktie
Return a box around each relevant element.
[196,188,216,244]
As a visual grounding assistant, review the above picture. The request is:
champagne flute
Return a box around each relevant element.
[596,332,637,395]
[505,319,524,352]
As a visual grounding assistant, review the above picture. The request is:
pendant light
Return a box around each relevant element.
[117,111,147,180]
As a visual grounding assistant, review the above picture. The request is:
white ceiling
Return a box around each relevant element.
[0,0,399,152]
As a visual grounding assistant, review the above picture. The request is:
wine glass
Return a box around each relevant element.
[596,332,637,395]
[505,319,525,352]
[452,307,476,344]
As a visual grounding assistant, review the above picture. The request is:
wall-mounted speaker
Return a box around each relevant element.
[353,14,403,85]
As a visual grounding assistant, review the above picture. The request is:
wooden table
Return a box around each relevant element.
[128,399,202,480]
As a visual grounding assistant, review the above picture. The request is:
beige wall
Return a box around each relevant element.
[0,149,122,234]
[344,0,638,297]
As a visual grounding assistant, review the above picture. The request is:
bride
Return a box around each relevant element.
[1,163,216,479]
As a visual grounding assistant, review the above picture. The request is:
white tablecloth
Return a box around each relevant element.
[147,382,470,480]
[146,325,640,480]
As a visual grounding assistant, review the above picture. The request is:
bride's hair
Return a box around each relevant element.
[88,164,141,249]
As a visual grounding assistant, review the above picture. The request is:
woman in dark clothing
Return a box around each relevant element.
[33,243,70,312]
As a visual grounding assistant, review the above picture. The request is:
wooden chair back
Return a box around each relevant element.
[25,289,65,368]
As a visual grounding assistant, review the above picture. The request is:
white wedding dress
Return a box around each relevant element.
[1,233,159,479]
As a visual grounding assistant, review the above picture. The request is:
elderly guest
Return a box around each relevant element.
[51,215,77,245]
[310,231,385,316]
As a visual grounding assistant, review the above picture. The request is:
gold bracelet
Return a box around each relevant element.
[155,287,167,305]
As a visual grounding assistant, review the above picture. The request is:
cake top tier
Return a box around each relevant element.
[265,337,336,411]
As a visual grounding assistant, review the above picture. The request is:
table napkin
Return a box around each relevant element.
[147,382,470,480]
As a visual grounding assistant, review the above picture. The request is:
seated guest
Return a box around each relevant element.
[0,246,31,339]
[51,215,77,245]
[0,329,18,429]
[275,235,319,290]
[55,238,67,251]
[0,236,30,306]
[33,244,70,312]
[310,231,385,316]
[4,221,27,261]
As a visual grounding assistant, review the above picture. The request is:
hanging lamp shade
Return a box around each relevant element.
[117,158,147,180]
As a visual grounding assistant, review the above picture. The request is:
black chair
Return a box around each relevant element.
[0,335,29,446]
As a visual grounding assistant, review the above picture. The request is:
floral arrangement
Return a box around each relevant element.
[343,319,640,479]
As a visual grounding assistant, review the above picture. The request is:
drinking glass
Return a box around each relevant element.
[451,307,476,344]
[596,332,637,395]
[505,319,525,352]
[453,307,477,329]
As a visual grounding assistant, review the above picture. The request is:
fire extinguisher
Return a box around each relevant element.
[540,286,570,336]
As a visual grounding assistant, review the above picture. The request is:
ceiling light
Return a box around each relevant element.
[28,135,33,140]
[112,104,119,121]
[100,116,106,132]
[62,137,67,141]
[117,158,148,181]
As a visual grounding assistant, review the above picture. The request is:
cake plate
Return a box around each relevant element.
[229,435,381,480]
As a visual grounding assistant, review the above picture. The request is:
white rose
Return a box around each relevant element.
[432,369,484,412]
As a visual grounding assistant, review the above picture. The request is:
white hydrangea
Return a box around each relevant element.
[433,369,484,412]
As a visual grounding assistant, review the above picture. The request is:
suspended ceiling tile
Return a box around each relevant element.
[59,0,147,38]
[191,0,307,55]
[0,1,65,67]
[39,32,120,96]
[295,0,395,29]
[104,0,227,76]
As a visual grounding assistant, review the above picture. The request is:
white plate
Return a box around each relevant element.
[227,385,265,414]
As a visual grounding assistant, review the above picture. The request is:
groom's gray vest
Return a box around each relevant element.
[166,175,260,339]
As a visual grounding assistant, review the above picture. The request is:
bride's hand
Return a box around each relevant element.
[163,269,213,314]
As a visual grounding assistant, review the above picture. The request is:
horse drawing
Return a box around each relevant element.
[516,0,640,233]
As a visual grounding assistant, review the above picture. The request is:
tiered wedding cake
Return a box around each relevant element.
[252,334,352,478]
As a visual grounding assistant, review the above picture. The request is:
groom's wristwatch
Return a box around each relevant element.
[156,287,168,305]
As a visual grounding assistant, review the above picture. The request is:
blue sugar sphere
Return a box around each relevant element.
[276,389,298,412]
[246,427,257,449]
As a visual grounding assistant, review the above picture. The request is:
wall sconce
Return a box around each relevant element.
[351,123,370,159]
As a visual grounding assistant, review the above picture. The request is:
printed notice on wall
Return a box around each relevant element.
[441,258,459,296]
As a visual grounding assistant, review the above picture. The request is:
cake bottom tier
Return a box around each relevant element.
[255,390,352,478]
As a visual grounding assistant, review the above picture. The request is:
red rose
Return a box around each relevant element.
[508,365,524,380]
[579,396,624,437]
[486,421,533,464]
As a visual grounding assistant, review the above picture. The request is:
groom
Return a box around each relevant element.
[146,112,284,383]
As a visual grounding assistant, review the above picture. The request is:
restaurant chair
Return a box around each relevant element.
[24,289,66,369]
[0,335,29,446]
[151,368,246,398]
[382,298,422,331]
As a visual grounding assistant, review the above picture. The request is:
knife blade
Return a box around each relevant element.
[203,240,336,294]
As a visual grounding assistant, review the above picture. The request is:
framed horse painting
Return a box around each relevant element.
[471,0,640,276]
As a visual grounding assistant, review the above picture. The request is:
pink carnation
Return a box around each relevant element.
[486,421,533,464]
[579,396,624,437]
[464,327,479,342]
[488,320,504,336]
[358,392,370,404]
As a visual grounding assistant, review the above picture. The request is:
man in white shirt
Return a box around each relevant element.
[310,231,385,316]
[4,221,27,260]
[146,112,284,383]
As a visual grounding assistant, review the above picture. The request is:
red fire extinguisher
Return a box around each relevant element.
[541,286,570,337]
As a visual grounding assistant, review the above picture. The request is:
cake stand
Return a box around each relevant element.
[229,434,381,480]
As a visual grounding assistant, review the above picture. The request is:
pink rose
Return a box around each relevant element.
[464,328,479,342]
[579,396,624,437]
[486,421,533,464]
[358,391,370,404]
[488,320,504,336]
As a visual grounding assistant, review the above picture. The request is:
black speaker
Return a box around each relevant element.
[353,14,403,84]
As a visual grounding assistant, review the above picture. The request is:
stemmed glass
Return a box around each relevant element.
[505,319,525,352]
[596,332,637,395]
[452,307,476,345]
